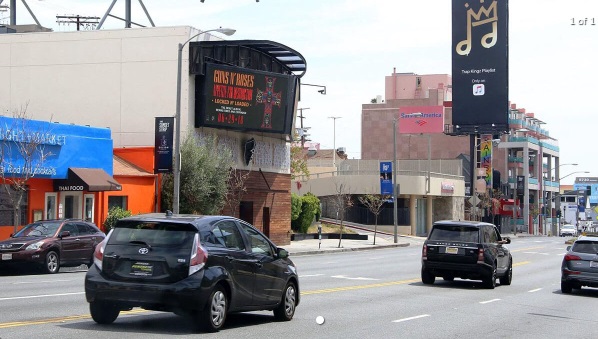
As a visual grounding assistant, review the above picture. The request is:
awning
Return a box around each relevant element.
[54,168,122,192]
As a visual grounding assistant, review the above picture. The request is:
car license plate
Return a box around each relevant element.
[446,247,459,254]
[590,261,598,268]
[130,262,153,276]
[2,253,12,260]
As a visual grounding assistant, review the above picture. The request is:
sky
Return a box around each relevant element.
[3,0,598,184]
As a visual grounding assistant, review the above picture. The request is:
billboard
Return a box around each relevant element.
[451,0,509,134]
[196,63,298,136]
[398,106,444,134]
[154,117,174,173]
[480,134,493,188]
[380,161,393,195]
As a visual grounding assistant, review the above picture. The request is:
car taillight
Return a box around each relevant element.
[189,233,208,276]
[564,254,582,261]
[476,248,484,263]
[93,230,112,271]
[422,245,428,260]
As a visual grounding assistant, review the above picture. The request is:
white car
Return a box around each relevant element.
[560,224,577,237]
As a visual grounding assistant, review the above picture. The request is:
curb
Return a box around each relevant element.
[288,242,410,256]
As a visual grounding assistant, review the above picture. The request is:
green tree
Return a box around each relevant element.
[292,192,320,233]
[330,182,354,248]
[290,145,309,180]
[291,193,302,222]
[161,133,233,214]
[103,206,132,234]
[358,194,390,245]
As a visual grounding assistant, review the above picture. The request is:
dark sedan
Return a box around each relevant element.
[0,219,105,274]
[561,235,598,293]
[85,212,299,332]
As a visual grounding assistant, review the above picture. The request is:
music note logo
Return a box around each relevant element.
[473,84,485,96]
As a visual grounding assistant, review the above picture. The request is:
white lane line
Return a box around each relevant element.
[529,288,542,293]
[331,275,379,281]
[393,314,430,323]
[523,252,538,254]
[299,274,324,278]
[479,299,501,304]
[0,292,84,301]
[12,279,72,285]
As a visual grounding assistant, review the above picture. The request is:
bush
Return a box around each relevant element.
[291,193,320,234]
[291,193,302,222]
[103,206,132,234]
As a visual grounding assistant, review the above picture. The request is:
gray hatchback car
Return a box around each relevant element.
[561,235,598,293]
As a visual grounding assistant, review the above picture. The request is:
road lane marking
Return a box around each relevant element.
[392,314,430,323]
[529,288,542,293]
[511,246,545,252]
[513,261,531,267]
[299,274,324,278]
[302,278,421,295]
[0,309,147,329]
[479,299,501,304]
[331,275,379,281]
[0,292,84,301]
[12,280,73,285]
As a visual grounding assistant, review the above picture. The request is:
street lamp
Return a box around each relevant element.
[173,27,236,214]
[301,83,326,95]
[328,116,342,168]
[560,171,589,181]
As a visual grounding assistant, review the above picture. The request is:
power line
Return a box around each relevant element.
[56,15,100,31]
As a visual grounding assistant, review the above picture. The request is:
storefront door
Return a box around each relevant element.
[45,193,58,220]
[84,194,94,223]
[60,192,83,219]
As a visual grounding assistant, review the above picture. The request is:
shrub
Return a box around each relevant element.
[292,193,320,234]
[291,193,302,222]
[103,206,132,234]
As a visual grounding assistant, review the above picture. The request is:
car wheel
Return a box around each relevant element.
[89,301,120,324]
[484,263,497,289]
[44,251,60,274]
[561,281,573,294]
[200,285,227,332]
[274,281,297,321]
[499,259,512,286]
[421,268,435,285]
[442,276,454,282]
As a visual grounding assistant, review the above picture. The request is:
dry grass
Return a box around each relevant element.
[306,223,356,234]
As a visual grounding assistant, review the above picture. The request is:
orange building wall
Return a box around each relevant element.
[114,147,156,173]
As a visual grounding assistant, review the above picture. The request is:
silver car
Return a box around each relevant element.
[561,235,598,293]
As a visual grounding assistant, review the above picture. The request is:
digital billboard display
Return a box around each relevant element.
[451,0,509,134]
[196,63,297,136]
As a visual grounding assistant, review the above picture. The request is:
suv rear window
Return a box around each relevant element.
[572,240,598,254]
[429,225,479,242]
[110,221,196,247]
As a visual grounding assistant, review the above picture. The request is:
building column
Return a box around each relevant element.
[523,146,530,234]
[426,196,433,235]
[409,195,417,235]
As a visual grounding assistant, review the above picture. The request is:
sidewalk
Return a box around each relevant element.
[282,232,415,256]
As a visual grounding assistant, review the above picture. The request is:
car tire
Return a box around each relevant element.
[484,263,497,289]
[44,251,60,274]
[561,281,573,294]
[200,285,227,332]
[90,301,120,324]
[274,281,297,321]
[421,268,435,285]
[499,259,512,286]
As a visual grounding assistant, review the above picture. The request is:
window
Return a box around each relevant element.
[61,223,79,236]
[239,222,273,256]
[108,196,128,210]
[202,221,245,250]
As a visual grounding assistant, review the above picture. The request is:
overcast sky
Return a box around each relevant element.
[4,0,597,184]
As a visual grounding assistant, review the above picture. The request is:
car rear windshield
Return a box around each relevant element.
[572,241,598,254]
[429,225,479,242]
[109,220,196,247]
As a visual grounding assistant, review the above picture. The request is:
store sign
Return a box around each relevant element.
[154,117,174,173]
[441,182,455,194]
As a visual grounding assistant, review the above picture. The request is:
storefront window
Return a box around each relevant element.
[108,196,128,210]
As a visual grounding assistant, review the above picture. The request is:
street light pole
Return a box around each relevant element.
[552,163,577,236]
[173,27,236,214]
[393,118,398,243]
[328,116,341,168]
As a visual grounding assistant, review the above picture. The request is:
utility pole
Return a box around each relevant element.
[56,15,100,31]
[297,108,310,148]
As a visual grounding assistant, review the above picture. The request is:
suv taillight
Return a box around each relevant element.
[422,245,428,260]
[476,248,485,263]
[189,233,208,276]
[93,230,112,271]
[564,254,582,261]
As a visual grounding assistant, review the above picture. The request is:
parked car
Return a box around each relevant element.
[560,224,577,237]
[85,212,299,332]
[0,219,105,274]
[421,220,512,289]
[561,235,598,293]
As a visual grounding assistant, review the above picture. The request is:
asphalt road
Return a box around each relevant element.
[1,237,597,339]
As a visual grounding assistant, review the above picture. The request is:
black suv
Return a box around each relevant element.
[85,212,299,332]
[421,220,512,289]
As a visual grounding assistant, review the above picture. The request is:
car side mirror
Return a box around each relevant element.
[566,245,572,251]
[277,248,289,259]
[59,231,71,238]
[503,237,511,244]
